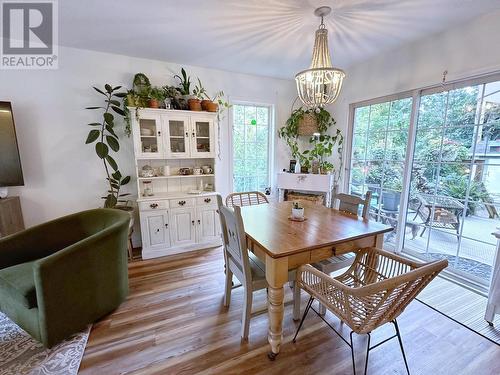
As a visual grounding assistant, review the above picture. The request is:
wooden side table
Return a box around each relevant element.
[0,196,25,237]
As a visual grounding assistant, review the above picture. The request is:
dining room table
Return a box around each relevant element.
[239,200,393,360]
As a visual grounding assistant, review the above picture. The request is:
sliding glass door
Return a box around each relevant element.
[349,97,412,250]
[348,74,500,287]
[403,81,500,285]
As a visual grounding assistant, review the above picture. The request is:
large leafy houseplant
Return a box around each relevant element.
[86,84,131,208]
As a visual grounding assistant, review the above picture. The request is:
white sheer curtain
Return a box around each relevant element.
[485,231,500,324]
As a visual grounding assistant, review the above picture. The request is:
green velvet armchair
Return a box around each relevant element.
[0,208,130,347]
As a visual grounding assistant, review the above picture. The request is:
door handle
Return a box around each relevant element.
[185,131,189,137]
[178,200,186,206]
[150,203,158,209]
[197,219,201,225]
[165,223,168,228]
[204,198,211,203]
[192,132,195,137]
[158,131,161,136]
[156,228,160,233]
[192,220,195,225]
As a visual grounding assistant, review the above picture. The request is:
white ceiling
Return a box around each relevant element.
[59,0,500,80]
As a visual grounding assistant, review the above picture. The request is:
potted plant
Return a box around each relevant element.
[320,161,334,175]
[291,201,304,220]
[189,78,205,111]
[162,85,183,109]
[382,178,403,211]
[174,68,191,109]
[148,87,166,109]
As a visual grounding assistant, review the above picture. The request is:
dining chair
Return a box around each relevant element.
[312,191,372,315]
[217,195,299,339]
[226,191,269,208]
[293,247,447,375]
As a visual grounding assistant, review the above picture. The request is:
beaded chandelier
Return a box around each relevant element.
[295,6,345,108]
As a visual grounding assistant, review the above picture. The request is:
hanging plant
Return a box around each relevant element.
[278,104,343,178]
[85,84,131,208]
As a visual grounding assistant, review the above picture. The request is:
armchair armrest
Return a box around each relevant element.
[33,218,129,347]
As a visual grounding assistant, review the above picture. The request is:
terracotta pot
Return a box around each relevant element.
[188,98,202,111]
[201,100,212,111]
[149,99,160,108]
[205,101,219,112]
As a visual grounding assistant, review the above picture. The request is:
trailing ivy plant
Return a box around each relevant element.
[86,84,131,208]
[278,106,343,176]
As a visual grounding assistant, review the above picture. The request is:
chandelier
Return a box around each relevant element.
[295,6,345,108]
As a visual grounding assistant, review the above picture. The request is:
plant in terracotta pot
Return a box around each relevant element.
[189,78,205,111]
[148,87,166,109]
[162,85,182,109]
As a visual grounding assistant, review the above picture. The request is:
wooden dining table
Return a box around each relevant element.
[239,200,393,360]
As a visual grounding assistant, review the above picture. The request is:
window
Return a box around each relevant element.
[347,73,500,287]
[232,103,272,193]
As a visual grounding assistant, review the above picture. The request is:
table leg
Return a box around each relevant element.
[265,255,288,360]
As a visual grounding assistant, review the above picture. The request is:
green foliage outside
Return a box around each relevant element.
[352,86,499,214]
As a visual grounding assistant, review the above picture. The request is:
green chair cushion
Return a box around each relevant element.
[0,261,37,309]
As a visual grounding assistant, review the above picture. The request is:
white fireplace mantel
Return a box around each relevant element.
[276,172,334,207]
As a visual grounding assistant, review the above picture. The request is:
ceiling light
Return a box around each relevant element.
[295,6,345,108]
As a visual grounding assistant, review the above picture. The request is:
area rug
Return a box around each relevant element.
[0,312,90,375]
[417,276,500,346]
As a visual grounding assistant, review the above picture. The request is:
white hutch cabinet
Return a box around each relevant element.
[130,108,221,259]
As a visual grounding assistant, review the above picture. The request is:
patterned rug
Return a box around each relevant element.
[0,312,90,375]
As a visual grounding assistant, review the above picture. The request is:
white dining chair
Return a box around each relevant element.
[217,195,299,339]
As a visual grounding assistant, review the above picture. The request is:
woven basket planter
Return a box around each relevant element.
[298,113,318,136]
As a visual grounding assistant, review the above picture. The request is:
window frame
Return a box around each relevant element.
[345,71,500,290]
[228,101,275,193]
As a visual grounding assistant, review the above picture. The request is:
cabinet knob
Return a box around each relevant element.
[156,228,160,233]
[178,200,186,206]
[158,131,161,136]
[192,220,195,225]
[204,198,211,203]
[192,132,195,137]
[185,132,189,137]
[150,203,158,209]
[165,223,168,228]
[197,219,201,224]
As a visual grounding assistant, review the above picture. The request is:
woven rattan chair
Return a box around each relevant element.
[312,191,372,315]
[217,195,299,339]
[226,191,269,208]
[294,247,447,375]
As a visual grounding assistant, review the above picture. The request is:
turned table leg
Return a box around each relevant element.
[265,255,288,360]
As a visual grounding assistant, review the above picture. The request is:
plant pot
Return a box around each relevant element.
[291,207,304,220]
[300,166,309,174]
[149,99,160,108]
[205,101,219,112]
[126,94,136,107]
[298,113,318,136]
[188,98,202,111]
[321,169,332,175]
[382,191,401,211]
[201,100,212,111]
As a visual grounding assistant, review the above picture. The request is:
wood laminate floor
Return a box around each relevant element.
[80,248,500,375]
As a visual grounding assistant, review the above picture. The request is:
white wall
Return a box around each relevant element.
[331,10,500,188]
[0,46,296,245]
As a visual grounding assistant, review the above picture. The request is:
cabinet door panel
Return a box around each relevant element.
[170,208,196,246]
[165,115,191,158]
[133,111,164,158]
[190,117,215,158]
[140,210,170,250]
[197,207,220,243]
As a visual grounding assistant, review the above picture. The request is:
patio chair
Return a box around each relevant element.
[312,191,372,315]
[293,247,448,375]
